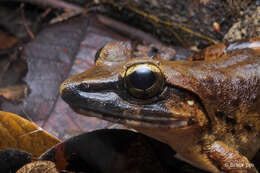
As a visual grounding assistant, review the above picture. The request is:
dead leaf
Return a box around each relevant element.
[0,84,28,101]
[16,161,59,173]
[0,31,17,49]
[0,111,61,157]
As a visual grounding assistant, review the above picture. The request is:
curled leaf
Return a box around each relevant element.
[0,111,61,157]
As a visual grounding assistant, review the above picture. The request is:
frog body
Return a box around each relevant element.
[60,38,260,172]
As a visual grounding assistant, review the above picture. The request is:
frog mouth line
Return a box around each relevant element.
[63,90,194,128]
[74,107,192,128]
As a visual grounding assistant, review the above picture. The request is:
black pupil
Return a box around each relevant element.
[129,66,156,90]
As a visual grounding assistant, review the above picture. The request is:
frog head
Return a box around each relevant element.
[60,42,208,140]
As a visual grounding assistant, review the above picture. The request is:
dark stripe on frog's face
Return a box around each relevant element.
[60,57,207,129]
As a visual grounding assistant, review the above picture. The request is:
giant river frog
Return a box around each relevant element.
[60,38,260,172]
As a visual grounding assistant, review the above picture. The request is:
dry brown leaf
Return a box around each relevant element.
[0,31,18,49]
[16,161,59,173]
[0,111,61,157]
[0,84,28,101]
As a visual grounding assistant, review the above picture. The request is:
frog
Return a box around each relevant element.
[60,37,260,173]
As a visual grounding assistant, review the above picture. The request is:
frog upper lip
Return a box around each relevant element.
[72,104,193,128]
[104,114,192,128]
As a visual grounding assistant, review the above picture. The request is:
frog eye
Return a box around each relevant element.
[124,63,164,99]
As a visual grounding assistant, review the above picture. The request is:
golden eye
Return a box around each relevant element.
[124,63,164,99]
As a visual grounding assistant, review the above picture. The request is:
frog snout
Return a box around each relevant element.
[60,80,70,96]
[60,80,79,103]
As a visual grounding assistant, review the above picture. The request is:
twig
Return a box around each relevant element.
[97,15,162,45]
[128,5,218,44]
[40,8,52,19]
[49,10,83,24]
[6,0,84,11]
[104,0,218,45]
[20,3,35,39]
[50,2,98,24]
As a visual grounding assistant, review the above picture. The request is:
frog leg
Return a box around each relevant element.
[208,141,258,173]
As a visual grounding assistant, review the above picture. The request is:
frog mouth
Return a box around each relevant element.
[72,105,193,129]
